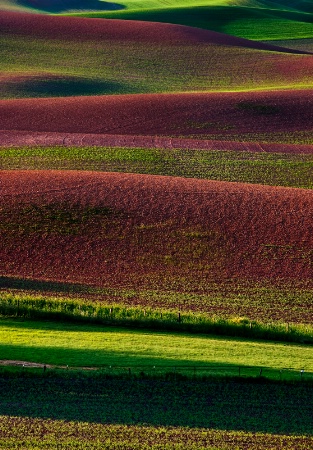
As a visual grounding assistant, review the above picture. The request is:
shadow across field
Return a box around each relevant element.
[1,76,132,98]
[0,368,312,434]
[17,0,125,13]
[0,276,91,295]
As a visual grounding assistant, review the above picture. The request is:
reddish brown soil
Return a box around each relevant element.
[1,170,312,288]
[0,11,310,54]
[1,130,313,154]
[1,90,313,141]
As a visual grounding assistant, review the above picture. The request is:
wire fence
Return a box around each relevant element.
[6,362,313,382]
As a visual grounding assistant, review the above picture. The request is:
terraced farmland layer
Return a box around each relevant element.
[1,91,313,145]
[1,12,313,101]
[1,170,312,293]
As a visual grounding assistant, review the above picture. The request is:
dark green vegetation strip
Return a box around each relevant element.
[1,277,312,325]
[1,146,312,188]
[0,372,312,438]
[0,293,312,344]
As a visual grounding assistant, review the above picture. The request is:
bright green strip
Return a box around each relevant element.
[1,147,312,189]
[0,319,312,371]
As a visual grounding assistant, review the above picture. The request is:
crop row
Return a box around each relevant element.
[1,293,312,344]
[1,275,312,325]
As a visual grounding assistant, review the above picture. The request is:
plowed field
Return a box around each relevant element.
[1,170,312,288]
[1,90,313,143]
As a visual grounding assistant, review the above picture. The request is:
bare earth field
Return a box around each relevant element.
[1,170,312,287]
[1,90,313,142]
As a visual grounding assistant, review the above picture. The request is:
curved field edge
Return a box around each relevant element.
[0,146,312,189]
[0,10,311,53]
[69,6,313,42]
[2,0,313,42]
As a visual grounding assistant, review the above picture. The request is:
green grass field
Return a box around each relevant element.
[0,318,312,377]
[1,146,312,188]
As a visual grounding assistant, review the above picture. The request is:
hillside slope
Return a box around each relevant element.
[1,90,313,143]
[1,12,313,101]
[1,170,312,289]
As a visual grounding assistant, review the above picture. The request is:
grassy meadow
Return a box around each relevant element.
[1,318,312,373]
[0,3,313,449]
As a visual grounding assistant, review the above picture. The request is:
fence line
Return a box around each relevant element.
[4,362,312,381]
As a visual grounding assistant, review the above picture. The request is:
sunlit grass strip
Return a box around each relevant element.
[1,318,313,377]
[1,146,312,189]
[0,293,312,344]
